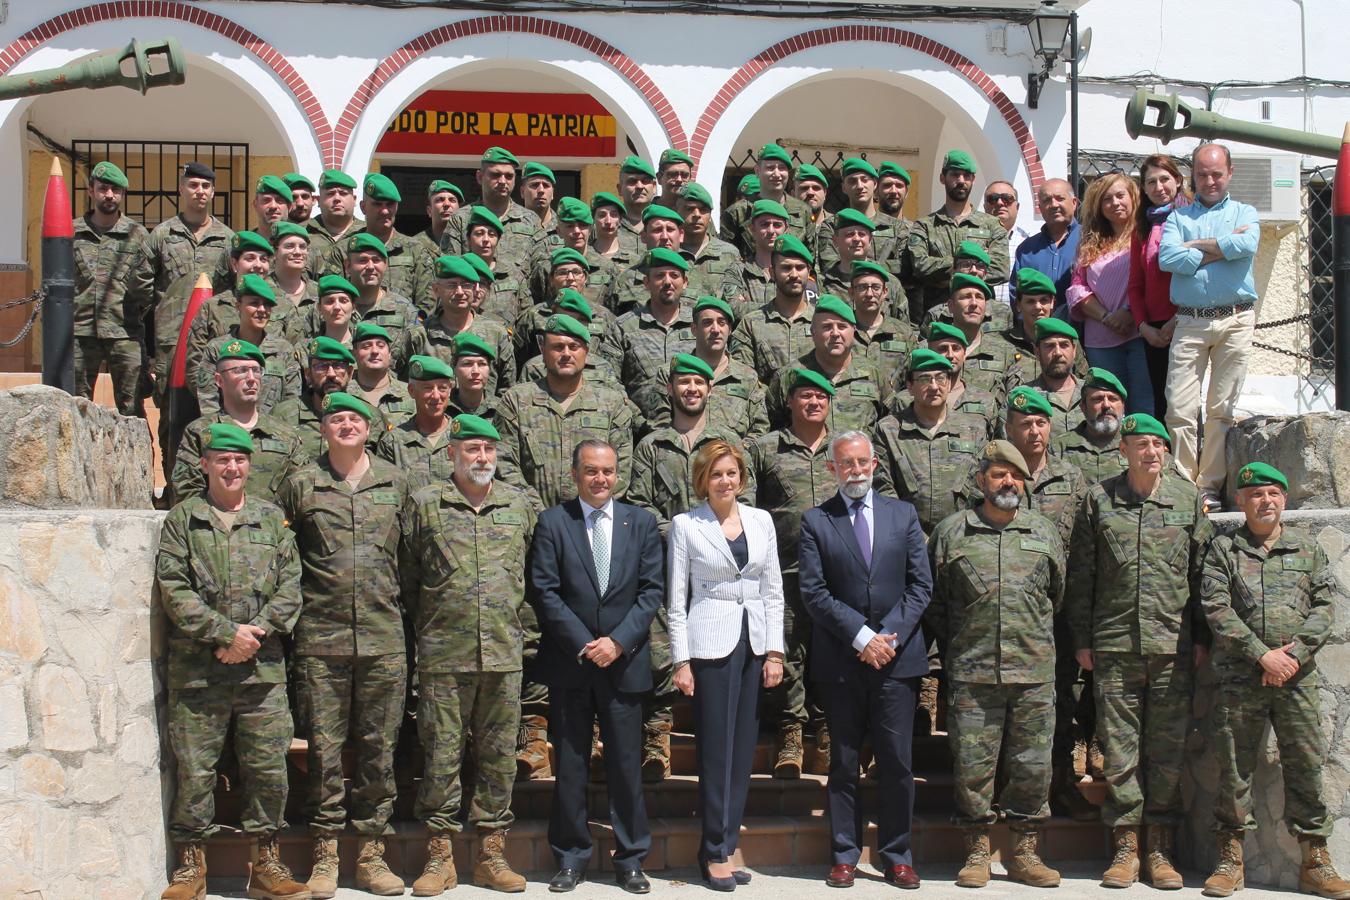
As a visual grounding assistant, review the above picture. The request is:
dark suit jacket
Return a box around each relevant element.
[799,491,933,682]
[530,498,665,694]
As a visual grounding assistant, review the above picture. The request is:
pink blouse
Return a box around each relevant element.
[1066,245,1136,349]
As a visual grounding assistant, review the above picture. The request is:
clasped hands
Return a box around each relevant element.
[215,623,266,664]
[1259,643,1300,687]
[582,636,622,668]
[858,633,899,670]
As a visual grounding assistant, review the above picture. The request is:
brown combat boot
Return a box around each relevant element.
[773,722,803,779]
[412,834,457,896]
[1300,837,1350,899]
[248,835,312,899]
[641,717,671,782]
[916,675,939,736]
[515,714,552,780]
[354,836,405,896]
[1072,737,1088,779]
[1006,829,1061,887]
[473,829,526,893]
[306,837,339,899]
[1050,762,1099,822]
[1087,737,1105,779]
[1202,832,1244,897]
[589,721,606,781]
[955,827,991,888]
[1144,825,1184,890]
[1102,826,1140,888]
[806,722,831,776]
[162,841,207,900]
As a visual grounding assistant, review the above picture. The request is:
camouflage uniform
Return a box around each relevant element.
[994,378,1085,444]
[873,407,989,534]
[601,262,694,317]
[322,229,433,315]
[348,376,417,428]
[389,419,455,493]
[171,412,309,506]
[721,195,817,261]
[998,326,1092,393]
[425,315,516,397]
[729,301,816,385]
[189,290,304,364]
[156,495,302,841]
[819,263,910,323]
[887,382,1000,432]
[765,352,886,435]
[441,201,547,281]
[958,332,1019,403]
[929,507,1064,828]
[598,302,697,422]
[481,265,534,328]
[293,395,397,462]
[528,243,619,309]
[73,213,149,414]
[304,218,363,277]
[685,238,745,303]
[351,292,429,379]
[907,209,1010,312]
[815,209,908,276]
[513,302,615,374]
[645,357,769,440]
[195,329,303,421]
[1052,422,1128,485]
[718,260,775,321]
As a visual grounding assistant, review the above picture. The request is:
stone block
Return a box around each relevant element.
[1224,412,1350,509]
[17,753,65,798]
[0,683,28,751]
[69,754,121,806]
[35,665,96,753]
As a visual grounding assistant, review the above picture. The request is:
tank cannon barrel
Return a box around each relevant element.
[1125,89,1338,159]
[0,37,185,101]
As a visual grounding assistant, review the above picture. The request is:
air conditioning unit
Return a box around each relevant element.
[1229,154,1301,221]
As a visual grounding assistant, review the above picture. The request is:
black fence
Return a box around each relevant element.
[69,140,250,230]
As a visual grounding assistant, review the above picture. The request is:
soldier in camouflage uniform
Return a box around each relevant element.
[416,179,464,259]
[721,143,816,261]
[663,296,769,440]
[270,222,319,342]
[344,232,429,379]
[794,162,832,259]
[849,260,918,397]
[423,254,515,396]
[591,191,640,265]
[388,354,457,492]
[818,207,910,319]
[348,321,416,427]
[531,200,619,309]
[730,234,817,384]
[441,147,547,282]
[1199,462,1350,900]
[999,268,1090,390]
[891,322,1000,430]
[399,413,538,894]
[616,155,660,250]
[1052,367,1129,485]
[183,232,277,384]
[926,273,1017,402]
[994,317,1086,443]
[291,338,396,494]
[284,173,317,226]
[676,182,744,301]
[193,274,303,422]
[156,422,308,900]
[278,391,411,897]
[657,147,695,208]
[74,161,149,415]
[304,170,363,275]
[465,206,536,327]
[600,204,693,316]
[520,161,557,232]
[517,287,618,386]
[1067,413,1212,891]
[718,199,789,319]
[319,173,433,315]
[929,439,1064,889]
[814,157,882,273]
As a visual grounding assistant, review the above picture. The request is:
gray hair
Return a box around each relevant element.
[829,430,873,462]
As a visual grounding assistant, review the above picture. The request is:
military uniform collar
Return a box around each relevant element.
[762,300,811,324]
[636,300,694,327]
[166,215,231,240]
[316,453,393,489]
[527,377,601,408]
[1108,472,1175,507]
[185,494,269,529]
[777,426,829,453]
[898,404,959,435]
[961,507,1036,534]
[77,213,138,237]
[1233,525,1299,557]
[440,478,513,511]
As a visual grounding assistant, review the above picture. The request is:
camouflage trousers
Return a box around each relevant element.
[520,602,549,720]
[417,670,522,834]
[762,572,817,728]
[643,604,676,731]
[1093,652,1191,827]
[1053,615,1094,766]
[167,681,292,842]
[948,679,1053,828]
[1212,677,1332,838]
[74,336,143,416]
[298,654,407,835]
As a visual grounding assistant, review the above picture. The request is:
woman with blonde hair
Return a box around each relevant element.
[668,439,785,891]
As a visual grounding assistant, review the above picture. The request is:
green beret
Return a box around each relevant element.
[319,169,357,190]
[942,150,979,174]
[927,321,969,348]
[789,367,836,397]
[773,234,814,265]
[1035,317,1079,344]
[352,321,391,345]
[795,163,827,186]
[347,232,388,259]
[878,162,911,185]
[678,182,714,209]
[955,240,991,265]
[481,147,519,167]
[464,253,495,284]
[840,157,879,179]
[320,391,372,421]
[318,274,359,299]
[642,204,684,226]
[1017,267,1057,297]
[693,295,736,324]
[427,179,465,202]
[407,354,454,381]
[218,338,264,365]
[908,348,955,374]
[550,247,592,272]
[1085,367,1128,400]
[434,255,481,282]
[231,231,273,257]
[950,272,992,300]
[557,196,593,224]
[659,148,694,169]
[738,174,761,198]
[450,413,500,442]
[591,191,625,212]
[363,173,401,202]
[643,247,690,272]
[543,313,592,344]
[201,422,254,455]
[833,207,877,232]
[850,260,890,284]
[236,273,277,306]
[468,206,505,234]
[90,161,128,189]
[981,439,1030,478]
[759,143,792,165]
[670,353,714,382]
[1007,385,1053,418]
[283,172,316,193]
[1238,461,1288,491]
[270,222,309,247]
[620,155,657,179]
[255,174,293,203]
[554,288,594,322]
[309,336,355,364]
[522,161,556,184]
[1121,413,1170,444]
[814,294,857,326]
[751,199,789,221]
[453,332,498,361]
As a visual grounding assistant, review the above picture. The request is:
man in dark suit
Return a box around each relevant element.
[799,429,933,890]
[530,439,665,893]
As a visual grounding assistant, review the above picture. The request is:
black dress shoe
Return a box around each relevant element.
[733,869,752,885]
[549,868,586,892]
[700,860,737,892]
[616,868,651,894]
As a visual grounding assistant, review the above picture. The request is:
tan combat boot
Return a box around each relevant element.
[956,827,991,888]
[806,722,831,776]
[1300,837,1350,899]
[1101,826,1140,888]
[1006,829,1061,887]
[354,836,406,896]
[641,717,671,782]
[248,835,312,899]
[1144,825,1184,890]
[589,721,606,781]
[773,722,803,779]
[412,834,457,896]
[1087,737,1105,779]
[162,841,207,900]
[515,714,552,780]
[1202,832,1244,897]
[1072,737,1088,779]
[306,837,339,899]
[916,675,939,736]
[473,829,526,893]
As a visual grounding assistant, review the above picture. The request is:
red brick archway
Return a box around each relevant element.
[690,25,1045,193]
[332,14,687,168]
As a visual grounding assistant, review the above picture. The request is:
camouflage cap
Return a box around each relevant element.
[450,413,500,441]
[981,439,1030,478]
[452,331,497,361]
[1007,385,1054,418]
[670,353,715,382]
[789,367,836,397]
[231,230,273,257]
[320,391,372,420]
[201,422,254,455]
[407,354,454,381]
[90,161,128,188]
[1238,461,1288,491]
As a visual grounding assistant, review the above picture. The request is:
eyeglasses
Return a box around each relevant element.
[221,365,262,378]
[911,372,949,386]
[984,193,1016,205]
[311,360,350,372]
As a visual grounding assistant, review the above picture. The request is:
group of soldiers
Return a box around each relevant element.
[95,143,1345,898]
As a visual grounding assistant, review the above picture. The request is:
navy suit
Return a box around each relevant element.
[530,498,664,872]
[799,491,933,870]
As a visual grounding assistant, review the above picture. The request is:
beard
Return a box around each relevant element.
[464,462,496,486]
[1088,413,1121,438]
[841,475,872,500]
[991,486,1021,510]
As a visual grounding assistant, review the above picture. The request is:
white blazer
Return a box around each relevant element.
[667,502,785,664]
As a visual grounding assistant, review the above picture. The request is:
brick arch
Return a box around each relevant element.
[0,2,333,160]
[333,14,687,168]
[691,25,1045,193]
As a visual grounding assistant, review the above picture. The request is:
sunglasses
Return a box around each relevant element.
[985,193,1016,205]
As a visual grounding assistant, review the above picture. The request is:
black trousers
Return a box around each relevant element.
[822,673,918,869]
[691,616,763,864]
[548,675,651,871]
[1145,319,1171,423]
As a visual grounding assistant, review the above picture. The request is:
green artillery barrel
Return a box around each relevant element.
[1125,89,1338,160]
[0,37,185,101]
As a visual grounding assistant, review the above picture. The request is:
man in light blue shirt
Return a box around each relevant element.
[1011,178,1080,318]
[1157,144,1259,506]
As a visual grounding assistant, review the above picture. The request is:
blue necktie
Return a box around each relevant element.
[852,498,871,568]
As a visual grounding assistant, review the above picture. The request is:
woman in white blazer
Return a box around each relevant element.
[668,440,785,891]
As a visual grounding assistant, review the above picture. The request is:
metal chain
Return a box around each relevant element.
[1254,312,1311,330]
[0,288,44,349]
[1253,340,1323,364]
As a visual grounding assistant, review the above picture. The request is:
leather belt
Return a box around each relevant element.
[1176,303,1253,319]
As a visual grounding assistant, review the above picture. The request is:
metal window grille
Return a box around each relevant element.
[724,147,891,212]
[68,140,250,230]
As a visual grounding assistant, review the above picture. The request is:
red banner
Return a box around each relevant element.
[377,90,617,158]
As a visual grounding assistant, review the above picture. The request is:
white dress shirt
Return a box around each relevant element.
[844,489,896,652]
